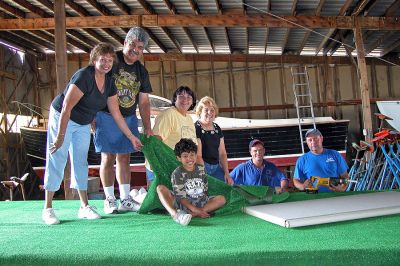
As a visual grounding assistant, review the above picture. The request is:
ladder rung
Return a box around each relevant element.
[296,94,310,97]
[295,83,308,86]
[298,105,311,108]
[293,72,306,75]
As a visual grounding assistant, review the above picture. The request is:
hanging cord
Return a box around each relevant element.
[234,0,399,67]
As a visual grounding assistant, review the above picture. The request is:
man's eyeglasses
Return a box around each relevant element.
[127,41,144,51]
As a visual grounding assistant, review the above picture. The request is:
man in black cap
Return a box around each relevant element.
[230,139,288,193]
[293,128,349,192]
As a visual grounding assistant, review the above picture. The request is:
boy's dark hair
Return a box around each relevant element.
[174,138,198,157]
[171,86,197,111]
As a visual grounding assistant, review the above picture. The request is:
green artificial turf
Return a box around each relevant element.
[138,135,289,214]
[1,193,400,266]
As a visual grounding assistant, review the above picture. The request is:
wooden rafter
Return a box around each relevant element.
[283,0,298,54]
[0,31,46,52]
[110,0,131,15]
[363,0,380,16]
[13,0,48,17]
[69,0,123,45]
[263,3,270,54]
[163,0,177,15]
[381,36,400,56]
[136,0,155,14]
[0,0,88,52]
[136,0,180,53]
[188,0,214,53]
[364,31,395,54]
[0,1,26,18]
[385,0,400,17]
[297,0,325,55]
[212,2,231,53]
[67,53,400,65]
[317,0,354,55]
[351,0,372,16]
[165,0,196,52]
[1,15,399,30]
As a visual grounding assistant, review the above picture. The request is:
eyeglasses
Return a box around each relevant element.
[177,94,193,101]
[127,41,144,51]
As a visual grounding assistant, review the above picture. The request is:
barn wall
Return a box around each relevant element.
[6,51,399,159]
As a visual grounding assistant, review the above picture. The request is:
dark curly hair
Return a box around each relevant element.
[174,138,198,157]
[171,86,197,111]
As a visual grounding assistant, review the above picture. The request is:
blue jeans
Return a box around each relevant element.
[44,107,91,191]
[146,168,155,183]
[205,162,225,182]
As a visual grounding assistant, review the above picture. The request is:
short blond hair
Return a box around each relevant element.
[195,96,219,117]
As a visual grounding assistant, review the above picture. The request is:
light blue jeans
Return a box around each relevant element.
[44,107,91,191]
[205,162,225,182]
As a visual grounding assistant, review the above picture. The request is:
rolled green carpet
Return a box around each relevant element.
[138,135,289,215]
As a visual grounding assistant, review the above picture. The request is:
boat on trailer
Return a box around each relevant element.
[20,95,349,180]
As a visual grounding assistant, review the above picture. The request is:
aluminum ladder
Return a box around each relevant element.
[291,66,316,153]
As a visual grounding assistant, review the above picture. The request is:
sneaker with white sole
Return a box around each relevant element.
[42,208,60,225]
[78,205,101,219]
[173,210,192,226]
[118,196,140,212]
[104,196,118,214]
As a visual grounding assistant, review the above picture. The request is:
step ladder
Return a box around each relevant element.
[291,66,316,153]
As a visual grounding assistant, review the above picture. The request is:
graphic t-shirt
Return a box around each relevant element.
[103,51,152,116]
[171,164,208,207]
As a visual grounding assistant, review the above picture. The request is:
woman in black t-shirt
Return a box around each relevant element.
[195,96,234,185]
[42,43,142,225]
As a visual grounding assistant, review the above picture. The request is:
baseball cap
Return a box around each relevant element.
[249,139,264,150]
[305,128,322,138]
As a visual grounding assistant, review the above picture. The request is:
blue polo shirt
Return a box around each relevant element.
[230,159,287,186]
[293,149,348,192]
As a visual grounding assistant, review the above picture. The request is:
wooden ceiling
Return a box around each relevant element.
[0,0,399,61]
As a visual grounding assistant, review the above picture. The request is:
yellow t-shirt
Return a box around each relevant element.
[153,107,197,149]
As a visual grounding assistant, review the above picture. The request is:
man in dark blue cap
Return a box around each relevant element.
[230,139,288,193]
[293,128,349,192]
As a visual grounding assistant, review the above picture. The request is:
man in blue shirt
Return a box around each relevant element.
[230,139,288,193]
[293,128,349,192]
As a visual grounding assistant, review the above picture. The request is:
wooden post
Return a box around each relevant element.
[54,1,73,199]
[323,60,335,117]
[354,22,373,141]
[279,65,288,118]
[0,46,10,178]
[193,60,198,94]
[386,65,393,98]
[262,61,270,118]
[228,59,236,118]
[209,55,216,101]
[160,61,166,98]
[245,59,251,118]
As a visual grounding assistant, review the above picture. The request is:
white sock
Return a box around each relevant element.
[119,184,130,200]
[103,185,115,199]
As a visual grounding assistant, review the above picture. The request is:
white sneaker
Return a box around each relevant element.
[104,196,118,214]
[42,208,60,225]
[118,196,140,212]
[173,210,192,226]
[78,205,101,219]
[129,189,139,198]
